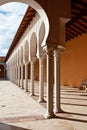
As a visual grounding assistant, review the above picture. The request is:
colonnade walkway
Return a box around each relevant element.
[0,80,87,130]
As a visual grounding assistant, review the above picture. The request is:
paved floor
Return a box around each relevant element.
[0,80,87,130]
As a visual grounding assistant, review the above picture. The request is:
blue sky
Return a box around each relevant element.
[0,2,28,56]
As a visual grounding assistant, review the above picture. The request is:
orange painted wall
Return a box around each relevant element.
[34,59,39,81]
[60,33,87,87]
[0,64,5,79]
[34,59,47,82]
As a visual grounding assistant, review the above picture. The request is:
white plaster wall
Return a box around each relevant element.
[6,13,45,65]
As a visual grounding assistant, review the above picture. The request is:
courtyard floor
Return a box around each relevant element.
[0,80,87,130]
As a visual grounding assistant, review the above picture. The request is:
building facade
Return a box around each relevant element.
[1,0,87,119]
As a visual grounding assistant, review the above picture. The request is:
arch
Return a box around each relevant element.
[30,32,37,60]
[0,64,5,79]
[0,0,49,47]
[24,40,29,63]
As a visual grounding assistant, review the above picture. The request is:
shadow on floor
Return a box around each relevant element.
[0,123,31,130]
[61,96,87,101]
[55,115,87,123]
[61,102,87,107]
[64,111,87,117]
[61,92,86,96]
[53,109,87,124]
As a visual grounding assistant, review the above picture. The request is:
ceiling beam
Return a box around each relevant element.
[67,22,86,34]
[66,28,78,37]
[66,32,75,39]
[72,0,87,9]
[67,25,82,35]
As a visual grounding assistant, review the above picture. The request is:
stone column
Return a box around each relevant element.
[44,47,56,119]
[14,65,16,84]
[54,49,62,113]
[13,66,15,83]
[25,63,28,92]
[30,60,35,96]
[15,64,17,84]
[11,64,12,81]
[21,64,24,89]
[16,66,18,85]
[18,65,20,87]
[38,57,45,102]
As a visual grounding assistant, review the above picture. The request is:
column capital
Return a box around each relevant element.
[25,62,29,65]
[24,60,29,65]
[54,45,65,56]
[58,45,65,52]
[39,56,45,61]
[30,58,36,63]
[43,46,56,60]
[43,45,56,52]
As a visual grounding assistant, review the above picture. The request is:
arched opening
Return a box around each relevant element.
[30,32,37,60]
[34,59,39,81]
[21,46,23,64]
[24,41,29,63]
[0,64,5,79]
[39,22,45,46]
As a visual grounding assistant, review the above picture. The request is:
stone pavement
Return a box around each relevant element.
[0,80,87,130]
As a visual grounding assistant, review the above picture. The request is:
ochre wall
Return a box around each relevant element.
[43,59,47,82]
[0,64,5,79]
[34,59,47,82]
[60,33,87,87]
[34,59,39,81]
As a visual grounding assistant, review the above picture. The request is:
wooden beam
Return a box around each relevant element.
[66,28,78,37]
[69,22,86,33]
[67,25,82,35]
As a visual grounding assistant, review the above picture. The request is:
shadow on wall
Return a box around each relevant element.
[0,123,31,130]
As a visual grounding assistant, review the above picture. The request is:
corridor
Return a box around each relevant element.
[0,80,87,130]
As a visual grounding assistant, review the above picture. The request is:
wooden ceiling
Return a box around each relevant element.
[0,57,5,62]
[66,0,87,41]
[5,0,87,61]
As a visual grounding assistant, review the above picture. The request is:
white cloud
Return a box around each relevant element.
[0,2,28,56]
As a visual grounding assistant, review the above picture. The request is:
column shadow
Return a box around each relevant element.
[55,115,87,123]
[61,96,87,101]
[61,102,87,107]
[0,122,31,130]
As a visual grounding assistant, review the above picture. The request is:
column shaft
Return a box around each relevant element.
[30,61,35,96]
[16,66,18,85]
[54,50,61,113]
[38,58,45,102]
[25,63,28,92]
[44,49,56,119]
[18,65,20,87]
[21,65,24,89]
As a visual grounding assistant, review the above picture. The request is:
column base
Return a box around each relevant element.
[26,89,29,92]
[30,93,35,96]
[21,84,24,89]
[44,112,56,119]
[54,108,64,114]
[38,99,46,103]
